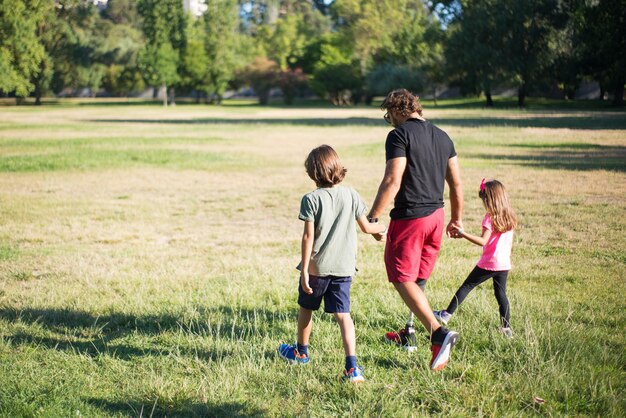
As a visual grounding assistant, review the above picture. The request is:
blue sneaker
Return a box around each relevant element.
[277,343,309,365]
[342,366,365,384]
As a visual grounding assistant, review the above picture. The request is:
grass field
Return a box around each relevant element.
[0,100,625,417]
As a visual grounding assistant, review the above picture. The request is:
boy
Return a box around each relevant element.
[278,145,386,383]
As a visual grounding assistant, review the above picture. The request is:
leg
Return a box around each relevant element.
[446,266,494,315]
[393,281,440,337]
[416,278,427,292]
[492,271,511,328]
[297,307,313,346]
[334,312,356,357]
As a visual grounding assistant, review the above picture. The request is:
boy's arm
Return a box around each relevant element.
[300,221,315,294]
[356,215,387,235]
[455,225,491,247]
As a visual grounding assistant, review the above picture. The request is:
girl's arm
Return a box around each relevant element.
[356,215,387,235]
[455,225,491,247]
[300,221,315,294]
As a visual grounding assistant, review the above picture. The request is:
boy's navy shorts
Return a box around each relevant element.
[297,275,352,313]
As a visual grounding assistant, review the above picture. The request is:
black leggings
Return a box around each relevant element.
[446,266,511,328]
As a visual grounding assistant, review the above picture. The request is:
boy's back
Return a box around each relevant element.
[298,185,367,277]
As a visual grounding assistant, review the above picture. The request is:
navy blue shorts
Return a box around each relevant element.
[297,275,352,313]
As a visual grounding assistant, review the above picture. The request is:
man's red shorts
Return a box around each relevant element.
[384,208,444,283]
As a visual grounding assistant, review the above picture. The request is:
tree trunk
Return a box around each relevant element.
[485,91,494,107]
[162,83,167,107]
[35,83,42,105]
[433,87,438,106]
[517,83,526,108]
[612,84,624,107]
[153,86,159,99]
[168,86,176,106]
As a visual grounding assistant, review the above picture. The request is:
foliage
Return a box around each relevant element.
[137,0,186,104]
[0,0,46,99]
[240,56,280,105]
[277,68,308,105]
[365,63,424,99]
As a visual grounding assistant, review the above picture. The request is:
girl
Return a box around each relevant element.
[434,179,517,338]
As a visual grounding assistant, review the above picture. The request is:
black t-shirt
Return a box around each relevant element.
[385,118,457,220]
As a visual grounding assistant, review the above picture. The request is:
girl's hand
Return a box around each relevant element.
[301,272,313,294]
[453,225,465,237]
[447,220,464,238]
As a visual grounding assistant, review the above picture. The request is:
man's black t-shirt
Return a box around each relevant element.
[385,118,456,220]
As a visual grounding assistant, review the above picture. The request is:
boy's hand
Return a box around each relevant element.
[372,224,387,241]
[301,271,313,294]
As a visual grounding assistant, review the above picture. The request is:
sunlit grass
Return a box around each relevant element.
[0,101,624,416]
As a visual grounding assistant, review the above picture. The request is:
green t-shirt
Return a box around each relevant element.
[297,185,368,277]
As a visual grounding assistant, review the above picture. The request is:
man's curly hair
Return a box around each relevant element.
[380,89,423,117]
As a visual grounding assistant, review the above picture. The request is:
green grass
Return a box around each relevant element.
[0,100,624,416]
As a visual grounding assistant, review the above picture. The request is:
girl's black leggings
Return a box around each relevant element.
[446,266,511,328]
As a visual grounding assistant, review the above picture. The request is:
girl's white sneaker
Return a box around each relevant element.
[499,327,513,339]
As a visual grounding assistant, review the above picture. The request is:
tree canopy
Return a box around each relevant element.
[1,0,623,106]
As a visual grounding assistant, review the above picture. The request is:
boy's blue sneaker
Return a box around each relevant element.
[342,366,365,384]
[277,343,309,365]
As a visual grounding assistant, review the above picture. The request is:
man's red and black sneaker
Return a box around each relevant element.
[430,329,459,371]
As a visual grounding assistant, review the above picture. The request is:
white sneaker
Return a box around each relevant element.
[433,310,452,325]
[499,327,513,339]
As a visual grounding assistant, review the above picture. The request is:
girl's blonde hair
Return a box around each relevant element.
[479,180,517,233]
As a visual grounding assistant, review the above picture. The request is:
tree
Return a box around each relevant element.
[443,0,506,106]
[137,0,186,105]
[0,0,46,102]
[240,56,279,105]
[312,40,363,105]
[500,0,568,107]
[573,0,626,106]
[201,0,247,103]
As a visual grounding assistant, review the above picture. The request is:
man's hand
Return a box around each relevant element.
[301,271,313,294]
[446,220,464,238]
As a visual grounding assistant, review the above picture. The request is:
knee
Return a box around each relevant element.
[334,312,351,324]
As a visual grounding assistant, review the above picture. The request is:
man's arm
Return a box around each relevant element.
[445,156,463,237]
[368,157,407,220]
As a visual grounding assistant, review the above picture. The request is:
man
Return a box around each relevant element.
[368,89,464,371]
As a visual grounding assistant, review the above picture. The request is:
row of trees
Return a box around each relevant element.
[1,0,624,106]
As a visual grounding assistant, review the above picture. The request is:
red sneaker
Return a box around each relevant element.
[430,330,459,371]
[384,329,410,347]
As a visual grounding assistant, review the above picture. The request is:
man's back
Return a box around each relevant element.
[385,119,456,220]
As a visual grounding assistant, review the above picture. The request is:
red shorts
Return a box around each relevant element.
[384,208,444,283]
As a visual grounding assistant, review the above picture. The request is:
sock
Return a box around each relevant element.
[296,343,308,357]
[345,355,357,372]
[432,327,448,345]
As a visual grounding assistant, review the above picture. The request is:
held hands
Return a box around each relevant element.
[446,220,464,239]
[372,226,387,242]
[300,271,313,295]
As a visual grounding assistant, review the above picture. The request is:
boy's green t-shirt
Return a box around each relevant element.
[297,185,368,277]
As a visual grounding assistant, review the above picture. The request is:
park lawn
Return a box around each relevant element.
[0,101,624,417]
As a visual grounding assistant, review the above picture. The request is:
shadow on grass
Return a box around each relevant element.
[468,145,626,172]
[89,117,385,127]
[87,398,265,417]
[430,116,626,130]
[0,305,290,360]
[89,113,626,129]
